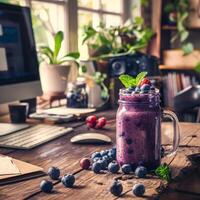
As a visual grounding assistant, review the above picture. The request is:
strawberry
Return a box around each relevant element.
[139,78,151,87]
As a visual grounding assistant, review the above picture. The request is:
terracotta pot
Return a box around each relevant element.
[39,64,70,97]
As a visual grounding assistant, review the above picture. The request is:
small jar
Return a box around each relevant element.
[67,77,88,108]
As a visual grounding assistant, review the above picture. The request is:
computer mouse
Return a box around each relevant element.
[70,133,112,144]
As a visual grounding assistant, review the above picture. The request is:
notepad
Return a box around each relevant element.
[0,156,21,175]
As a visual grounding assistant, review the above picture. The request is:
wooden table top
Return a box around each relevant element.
[0,110,200,200]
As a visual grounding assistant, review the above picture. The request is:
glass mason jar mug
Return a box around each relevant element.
[116,89,180,170]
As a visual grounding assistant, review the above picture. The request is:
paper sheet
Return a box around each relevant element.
[0,156,21,175]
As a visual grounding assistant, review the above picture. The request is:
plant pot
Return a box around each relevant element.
[163,50,200,68]
[39,64,71,97]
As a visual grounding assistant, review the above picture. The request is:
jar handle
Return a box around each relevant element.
[162,110,180,156]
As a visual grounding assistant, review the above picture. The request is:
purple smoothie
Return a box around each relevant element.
[116,89,161,170]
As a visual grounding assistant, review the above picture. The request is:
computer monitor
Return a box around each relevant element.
[0,3,42,104]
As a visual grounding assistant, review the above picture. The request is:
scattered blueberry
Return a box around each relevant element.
[92,162,102,173]
[108,162,120,173]
[135,166,147,178]
[132,183,145,197]
[61,174,75,188]
[91,152,101,159]
[121,164,132,174]
[108,148,116,160]
[110,181,123,196]
[97,159,107,170]
[48,167,60,180]
[40,180,53,193]
[93,157,100,163]
[100,150,108,157]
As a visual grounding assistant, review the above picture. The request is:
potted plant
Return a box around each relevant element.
[82,17,153,58]
[163,0,200,71]
[39,31,79,97]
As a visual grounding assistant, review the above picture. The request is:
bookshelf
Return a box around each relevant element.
[151,0,200,122]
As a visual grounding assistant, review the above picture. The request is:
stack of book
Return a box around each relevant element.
[163,72,199,108]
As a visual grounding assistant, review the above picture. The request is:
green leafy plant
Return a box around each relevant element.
[40,31,80,65]
[164,1,200,72]
[92,72,109,100]
[82,17,153,58]
[119,71,148,88]
[155,163,171,182]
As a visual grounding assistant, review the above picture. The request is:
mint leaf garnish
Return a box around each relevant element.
[135,71,148,86]
[119,71,148,88]
[155,163,171,182]
[119,74,136,88]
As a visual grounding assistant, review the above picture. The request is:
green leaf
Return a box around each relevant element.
[195,62,200,73]
[182,43,194,55]
[136,71,148,85]
[180,31,189,42]
[155,163,171,182]
[54,31,64,60]
[64,52,80,59]
[40,46,54,64]
[119,74,136,88]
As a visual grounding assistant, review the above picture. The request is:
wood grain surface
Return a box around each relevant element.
[0,110,200,200]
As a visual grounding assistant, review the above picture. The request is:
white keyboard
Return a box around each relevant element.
[0,124,73,149]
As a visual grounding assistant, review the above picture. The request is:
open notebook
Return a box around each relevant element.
[0,155,44,185]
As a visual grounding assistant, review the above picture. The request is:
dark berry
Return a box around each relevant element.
[132,183,145,197]
[61,174,75,188]
[108,148,116,160]
[91,152,101,159]
[40,180,53,193]
[97,159,107,170]
[100,150,108,157]
[48,167,60,180]
[108,162,120,173]
[127,148,134,154]
[121,164,132,174]
[126,138,133,145]
[92,162,101,173]
[80,158,91,170]
[135,166,147,178]
[140,84,150,92]
[110,181,123,196]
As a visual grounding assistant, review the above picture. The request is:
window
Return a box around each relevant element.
[77,0,124,59]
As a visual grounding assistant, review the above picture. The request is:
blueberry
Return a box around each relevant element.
[108,148,116,160]
[110,181,123,196]
[121,164,132,174]
[132,183,145,197]
[135,87,140,93]
[91,152,101,159]
[92,162,101,173]
[48,167,60,180]
[135,166,147,178]
[150,86,155,91]
[141,84,150,92]
[61,174,75,188]
[97,159,107,170]
[100,150,108,157]
[126,138,133,145]
[40,180,53,193]
[126,87,135,93]
[93,157,100,163]
[108,162,120,173]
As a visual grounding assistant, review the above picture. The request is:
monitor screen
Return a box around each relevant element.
[0,3,39,86]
